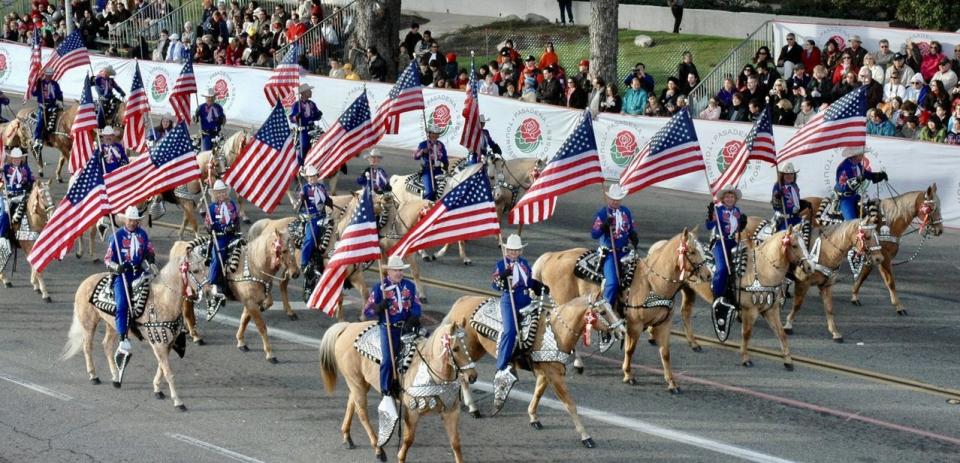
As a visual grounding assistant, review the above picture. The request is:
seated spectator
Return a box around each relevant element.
[787,64,810,91]
[479,73,499,96]
[746,98,763,122]
[622,62,655,94]
[903,73,926,103]
[455,69,469,89]
[240,34,260,65]
[932,59,958,92]
[644,95,666,117]
[682,72,698,96]
[832,71,860,99]
[433,78,449,89]
[773,99,795,126]
[923,80,950,112]
[518,57,540,103]
[426,41,445,68]
[822,38,842,71]
[862,54,884,83]
[153,29,171,62]
[538,42,558,70]
[742,75,760,103]
[566,78,587,109]
[503,81,520,99]
[699,97,721,120]
[737,64,755,92]
[224,37,242,65]
[675,95,688,113]
[571,59,592,95]
[832,54,858,85]
[599,83,622,113]
[716,77,736,109]
[677,51,699,86]
[166,33,187,62]
[883,71,906,103]
[945,121,960,145]
[933,103,950,127]
[801,39,821,76]
[726,93,748,121]
[885,96,904,124]
[498,39,521,68]
[875,39,895,68]
[911,39,946,82]
[428,59,446,82]
[886,52,915,84]
[918,117,946,143]
[843,34,868,67]
[418,59,433,85]
[948,103,960,133]
[952,44,960,73]
[328,57,344,78]
[753,46,776,72]
[866,109,895,136]
[777,33,802,77]
[859,68,883,109]
[794,98,816,127]
[769,78,792,106]
[660,76,681,108]
[343,63,360,80]
[622,77,648,115]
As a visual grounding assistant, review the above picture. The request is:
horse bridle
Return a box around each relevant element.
[415,327,476,382]
[587,298,625,336]
[917,197,942,236]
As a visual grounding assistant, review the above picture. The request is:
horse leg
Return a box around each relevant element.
[573,352,585,374]
[102,327,119,384]
[546,366,592,444]
[397,410,418,463]
[182,300,203,344]
[236,308,252,351]
[679,287,702,352]
[247,307,276,362]
[458,241,471,266]
[739,307,759,367]
[763,306,794,370]
[34,269,50,302]
[621,322,640,384]
[784,281,812,334]
[819,284,843,342]
[153,344,184,409]
[279,277,297,320]
[527,370,549,426]
[877,259,905,314]
[236,197,251,223]
[0,269,8,287]
[654,321,679,393]
[849,257,874,306]
[82,316,99,382]
[441,408,464,463]
[460,377,480,417]
[341,394,357,449]
[55,153,66,183]
[351,390,381,457]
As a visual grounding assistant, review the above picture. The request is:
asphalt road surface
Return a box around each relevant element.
[1,114,959,462]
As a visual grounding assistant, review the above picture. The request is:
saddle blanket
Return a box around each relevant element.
[469,297,541,351]
[186,235,246,274]
[573,249,637,289]
[404,173,447,197]
[90,273,152,319]
[353,324,417,374]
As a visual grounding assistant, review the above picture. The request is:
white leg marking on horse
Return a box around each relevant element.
[167,433,266,463]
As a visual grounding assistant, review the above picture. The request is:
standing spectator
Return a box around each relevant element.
[498,39,521,68]
[699,97,721,120]
[932,59,958,92]
[518,55,541,102]
[777,33,802,77]
[822,39,842,71]
[366,47,387,82]
[479,73,499,96]
[862,54,884,83]
[682,72,698,96]
[843,35,868,68]
[587,76,605,114]
[402,22,422,59]
[208,10,229,44]
[801,39,821,76]
[794,98,815,127]
[571,59,592,95]
[676,51,699,86]
[866,109,895,136]
[599,83,622,113]
[875,39,895,68]
[668,0,683,34]
[903,73,927,103]
[883,71,906,104]
[716,77,736,109]
[623,62,655,93]
[537,66,563,105]
[566,78,587,109]
[181,20,196,44]
[912,39,946,82]
[444,52,458,82]
[557,0,573,25]
[918,117,946,142]
[538,42,558,70]
[886,53,915,85]
[414,30,432,58]
[622,77,648,115]
[286,14,305,42]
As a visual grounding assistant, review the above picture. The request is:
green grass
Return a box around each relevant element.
[617,30,741,89]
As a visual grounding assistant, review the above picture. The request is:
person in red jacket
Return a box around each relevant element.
[801,39,821,77]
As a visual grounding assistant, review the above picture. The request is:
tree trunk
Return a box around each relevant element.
[352,0,403,81]
[590,0,619,87]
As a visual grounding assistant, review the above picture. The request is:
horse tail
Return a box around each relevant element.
[319,322,349,394]
[59,306,86,361]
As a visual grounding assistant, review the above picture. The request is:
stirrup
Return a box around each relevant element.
[711,297,736,342]
[206,290,225,321]
[114,348,132,385]
[376,395,399,448]
[492,367,518,416]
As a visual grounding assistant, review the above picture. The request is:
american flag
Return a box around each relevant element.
[307,186,381,316]
[28,154,110,272]
[224,101,297,213]
[41,30,90,81]
[168,58,197,123]
[459,56,482,154]
[104,123,199,212]
[305,91,379,178]
[68,75,98,174]
[389,165,500,258]
[24,29,42,104]
[123,62,151,154]
[777,86,867,163]
[619,108,704,194]
[374,60,424,135]
[710,105,776,196]
[509,110,604,225]
[263,43,301,108]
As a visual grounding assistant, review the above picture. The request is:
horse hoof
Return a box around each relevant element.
[784,363,795,371]
[375,448,387,462]
[783,328,794,335]
[624,378,636,386]
[43,296,52,303]
[463,260,472,266]
[241,218,251,224]
[530,421,543,430]
[742,360,754,368]
[833,337,844,343]
[90,377,100,385]
[342,437,355,449]
[691,345,703,353]
[423,255,435,262]
[155,391,166,400]
[195,339,206,346]
[112,381,121,389]
[287,313,299,321]
[238,345,250,352]
[897,309,908,316]
[267,357,279,364]
[75,253,81,259]
[3,282,11,288]
[647,338,657,346]
[176,404,187,412]
[669,387,682,395]
[851,299,862,306]
[581,437,596,448]
[34,288,41,294]
[469,410,482,419]
[574,366,584,375]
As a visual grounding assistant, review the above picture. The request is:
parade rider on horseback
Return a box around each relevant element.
[93,65,125,129]
[362,256,423,430]
[771,162,809,231]
[467,114,502,166]
[835,147,888,220]
[414,124,448,201]
[1,148,33,245]
[289,83,322,166]
[204,180,240,314]
[707,185,747,334]
[357,149,392,194]
[491,234,545,410]
[298,164,333,274]
[104,206,155,371]
[591,183,639,312]
[32,68,63,153]
[195,88,226,151]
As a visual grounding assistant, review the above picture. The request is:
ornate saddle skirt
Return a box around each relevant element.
[816,195,845,227]
[353,324,418,374]
[185,235,246,274]
[404,173,447,197]
[90,273,153,319]
[469,297,542,351]
[573,249,638,289]
[287,215,334,255]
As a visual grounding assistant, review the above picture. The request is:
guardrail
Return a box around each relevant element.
[272,0,358,74]
[108,0,185,53]
[687,21,774,116]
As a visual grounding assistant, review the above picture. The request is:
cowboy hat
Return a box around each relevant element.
[715,185,742,201]
[777,162,799,174]
[201,88,216,98]
[212,179,229,191]
[479,114,490,123]
[101,126,117,136]
[385,255,410,270]
[302,164,319,177]
[501,234,526,250]
[848,34,861,43]
[124,206,142,221]
[842,147,864,157]
[426,123,442,134]
[169,33,179,40]
[101,65,116,76]
[8,147,25,158]
[298,83,314,94]
[605,183,627,201]
[43,68,54,76]
[364,149,383,159]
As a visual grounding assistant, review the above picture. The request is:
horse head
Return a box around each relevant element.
[273,228,301,280]
[918,183,944,237]
[31,179,55,219]
[437,322,477,384]
[855,216,885,266]
[784,224,814,278]
[679,226,711,283]
[587,296,626,341]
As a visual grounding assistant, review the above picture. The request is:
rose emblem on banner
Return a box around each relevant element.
[151,75,169,100]
[213,79,230,105]
[716,140,743,172]
[431,104,452,136]
[514,117,542,153]
[610,130,639,167]
[0,52,9,82]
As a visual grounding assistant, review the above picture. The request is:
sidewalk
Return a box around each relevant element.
[401,11,501,36]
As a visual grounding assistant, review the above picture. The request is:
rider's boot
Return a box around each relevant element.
[205,284,226,321]
[114,336,133,385]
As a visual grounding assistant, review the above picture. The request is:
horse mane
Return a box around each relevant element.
[757,229,790,266]
[26,182,49,230]
[881,190,924,233]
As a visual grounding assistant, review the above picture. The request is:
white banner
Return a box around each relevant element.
[771,21,960,62]
[2,40,959,226]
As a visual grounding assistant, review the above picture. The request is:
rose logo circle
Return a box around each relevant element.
[151,75,169,99]
[514,117,542,153]
[0,54,7,71]
[716,140,744,172]
[610,130,639,167]
[213,79,229,103]
[431,104,452,136]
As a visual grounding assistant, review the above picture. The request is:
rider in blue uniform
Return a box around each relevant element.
[298,165,333,272]
[0,148,33,239]
[104,206,155,358]
[835,148,888,220]
[771,162,807,231]
[289,83,323,166]
[96,126,128,173]
[356,149,392,193]
[93,65,126,128]
[590,184,639,311]
[195,88,226,151]
[467,115,502,165]
[706,185,747,333]
[31,68,63,151]
[414,124,448,200]
[363,256,422,419]
[204,180,240,317]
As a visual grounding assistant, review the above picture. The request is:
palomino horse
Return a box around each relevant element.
[784,216,885,341]
[376,192,432,302]
[1,119,26,151]
[534,229,710,391]
[679,226,814,368]
[803,184,943,315]
[446,296,625,447]
[319,322,478,463]
[17,103,126,182]
[60,243,200,410]
[176,226,300,361]
[0,180,54,301]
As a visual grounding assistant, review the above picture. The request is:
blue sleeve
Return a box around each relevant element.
[55,85,63,101]
[414,141,426,159]
[104,233,119,265]
[362,284,383,321]
[622,73,632,86]
[289,102,300,120]
[113,80,125,95]
[590,209,605,240]
[706,205,718,230]
[490,261,503,291]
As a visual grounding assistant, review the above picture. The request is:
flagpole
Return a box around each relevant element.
[96,129,135,345]
[702,169,732,295]
[495,232,521,361]
[375,247,401,449]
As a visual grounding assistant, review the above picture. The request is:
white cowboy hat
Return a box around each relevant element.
[302,164,319,177]
[848,34,862,42]
[298,83,314,94]
[385,255,410,270]
[43,68,54,76]
[841,147,864,157]
[124,206,142,220]
[101,65,116,76]
[605,183,627,201]
[426,123,442,134]
[8,147,25,158]
[479,114,490,123]
[501,234,526,250]
[101,126,116,136]
[212,179,229,191]
[364,148,383,159]
[777,162,799,174]
[715,185,742,201]
[202,88,216,98]
[169,33,180,40]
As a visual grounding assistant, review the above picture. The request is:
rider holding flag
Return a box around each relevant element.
[93,65,126,128]
[289,84,322,166]
[1,148,33,241]
[204,180,240,318]
[771,162,808,231]
[467,115,502,165]
[707,185,747,335]
[298,165,333,274]
[834,148,888,220]
[31,69,63,153]
[356,149,392,193]
[195,88,226,151]
[590,184,639,312]
[414,124,448,200]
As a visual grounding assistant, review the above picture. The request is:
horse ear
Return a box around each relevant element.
[928,183,937,196]
[691,224,700,234]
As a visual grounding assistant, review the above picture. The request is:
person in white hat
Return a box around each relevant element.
[590,183,639,311]
[706,184,746,330]
[297,164,333,274]
[363,255,422,417]
[204,179,240,309]
[357,149,392,194]
[0,148,34,239]
[104,205,156,365]
[290,83,323,166]
[94,65,126,128]
[490,233,546,410]
[97,126,129,173]
[195,88,225,151]
[771,162,809,231]
[414,123,449,200]
[835,147,887,220]
[844,34,867,68]
[467,114,502,166]
[31,67,64,149]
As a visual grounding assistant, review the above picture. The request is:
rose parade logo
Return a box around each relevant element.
[430,104,453,137]
[504,109,552,158]
[0,49,10,83]
[610,130,640,167]
[716,140,744,173]
[514,117,543,154]
[206,71,236,110]
[145,66,172,103]
[704,127,763,187]
[423,93,461,140]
